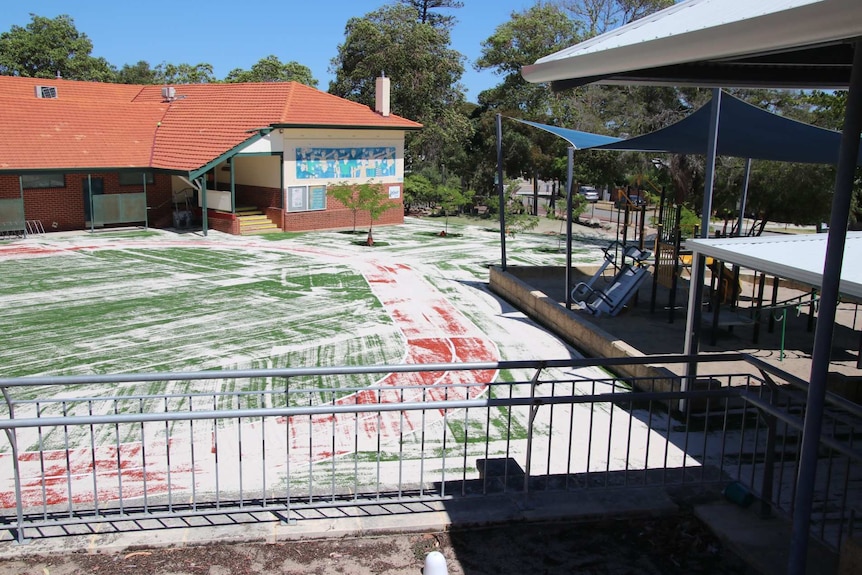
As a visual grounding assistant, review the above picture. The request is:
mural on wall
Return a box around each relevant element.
[296,147,396,180]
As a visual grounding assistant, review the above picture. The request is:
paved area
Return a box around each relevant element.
[522,222,861,391]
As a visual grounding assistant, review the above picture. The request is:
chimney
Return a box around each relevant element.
[375,73,390,117]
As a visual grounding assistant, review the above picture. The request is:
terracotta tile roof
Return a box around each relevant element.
[0,77,421,174]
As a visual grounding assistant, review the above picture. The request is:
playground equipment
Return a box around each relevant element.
[572,241,652,317]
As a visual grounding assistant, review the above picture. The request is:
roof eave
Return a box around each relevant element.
[273,123,422,131]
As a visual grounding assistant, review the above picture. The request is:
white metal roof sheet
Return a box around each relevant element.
[522,0,862,86]
[687,232,862,300]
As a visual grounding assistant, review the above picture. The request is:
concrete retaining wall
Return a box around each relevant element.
[489,265,682,397]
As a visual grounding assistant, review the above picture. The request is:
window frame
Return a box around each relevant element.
[21,173,65,189]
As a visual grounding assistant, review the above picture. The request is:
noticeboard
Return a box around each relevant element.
[309,185,327,210]
[286,185,327,213]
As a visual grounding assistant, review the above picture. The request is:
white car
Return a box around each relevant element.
[578,186,599,202]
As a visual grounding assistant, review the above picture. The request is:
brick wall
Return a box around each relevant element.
[236,184,281,211]
[0,175,404,234]
[0,173,174,231]
[281,183,404,232]
[281,200,403,232]
[200,209,239,234]
[0,175,21,198]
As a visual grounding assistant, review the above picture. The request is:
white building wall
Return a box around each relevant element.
[231,155,281,188]
[281,128,406,188]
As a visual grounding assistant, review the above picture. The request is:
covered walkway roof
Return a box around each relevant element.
[522,0,862,90]
[688,232,862,300]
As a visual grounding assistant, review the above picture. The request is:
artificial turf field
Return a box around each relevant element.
[0,219,696,510]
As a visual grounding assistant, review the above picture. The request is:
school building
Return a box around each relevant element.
[0,75,420,235]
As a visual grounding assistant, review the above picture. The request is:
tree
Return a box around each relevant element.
[556,0,673,37]
[437,184,469,235]
[328,183,365,233]
[329,5,468,171]
[403,173,435,213]
[116,60,159,85]
[363,183,397,243]
[225,55,317,86]
[398,0,463,28]
[327,181,396,244]
[154,62,215,84]
[0,14,116,81]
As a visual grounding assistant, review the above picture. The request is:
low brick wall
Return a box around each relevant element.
[489,266,682,397]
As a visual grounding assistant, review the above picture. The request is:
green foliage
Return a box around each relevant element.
[403,173,435,212]
[225,55,317,87]
[560,0,674,37]
[327,181,395,235]
[0,14,115,81]
[678,205,702,238]
[329,4,468,171]
[115,60,159,84]
[154,62,215,84]
[397,0,463,28]
[502,180,539,237]
[437,184,469,233]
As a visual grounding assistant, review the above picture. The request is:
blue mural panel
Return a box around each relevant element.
[296,147,397,180]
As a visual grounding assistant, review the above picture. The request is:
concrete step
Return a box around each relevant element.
[238,215,271,224]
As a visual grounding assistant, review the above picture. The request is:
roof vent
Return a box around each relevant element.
[35,85,58,99]
[161,86,176,101]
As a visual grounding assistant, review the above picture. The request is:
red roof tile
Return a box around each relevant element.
[0,77,421,173]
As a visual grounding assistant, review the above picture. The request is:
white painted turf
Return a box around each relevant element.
[0,218,695,506]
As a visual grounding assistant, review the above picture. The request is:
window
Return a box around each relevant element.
[21,173,65,189]
[35,85,58,99]
[118,172,155,186]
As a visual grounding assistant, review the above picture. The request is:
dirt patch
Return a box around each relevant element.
[0,513,755,574]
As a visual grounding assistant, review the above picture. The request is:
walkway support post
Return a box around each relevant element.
[565,147,574,310]
[788,40,862,575]
[199,176,208,237]
[496,113,507,271]
[684,88,722,381]
[737,158,752,236]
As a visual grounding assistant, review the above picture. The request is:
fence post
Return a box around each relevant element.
[1,386,28,544]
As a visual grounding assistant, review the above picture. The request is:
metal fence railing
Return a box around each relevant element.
[1,354,860,550]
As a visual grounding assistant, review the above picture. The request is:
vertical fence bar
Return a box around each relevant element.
[36,402,47,520]
[462,405,469,497]
[213,395,220,509]
[261,391,267,507]
[140,398,148,513]
[62,401,73,518]
[420,387,427,497]
[331,389,337,503]
[398,387,405,499]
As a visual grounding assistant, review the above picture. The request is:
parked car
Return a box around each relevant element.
[578,186,599,202]
[615,194,648,208]
[629,194,648,207]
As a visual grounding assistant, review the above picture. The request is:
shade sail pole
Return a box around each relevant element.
[684,88,721,379]
[737,158,752,236]
[565,147,574,309]
[788,41,862,575]
[496,113,507,271]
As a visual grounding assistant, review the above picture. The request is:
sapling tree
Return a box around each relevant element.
[327,181,396,244]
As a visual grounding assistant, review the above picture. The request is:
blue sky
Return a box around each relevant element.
[1,0,539,102]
